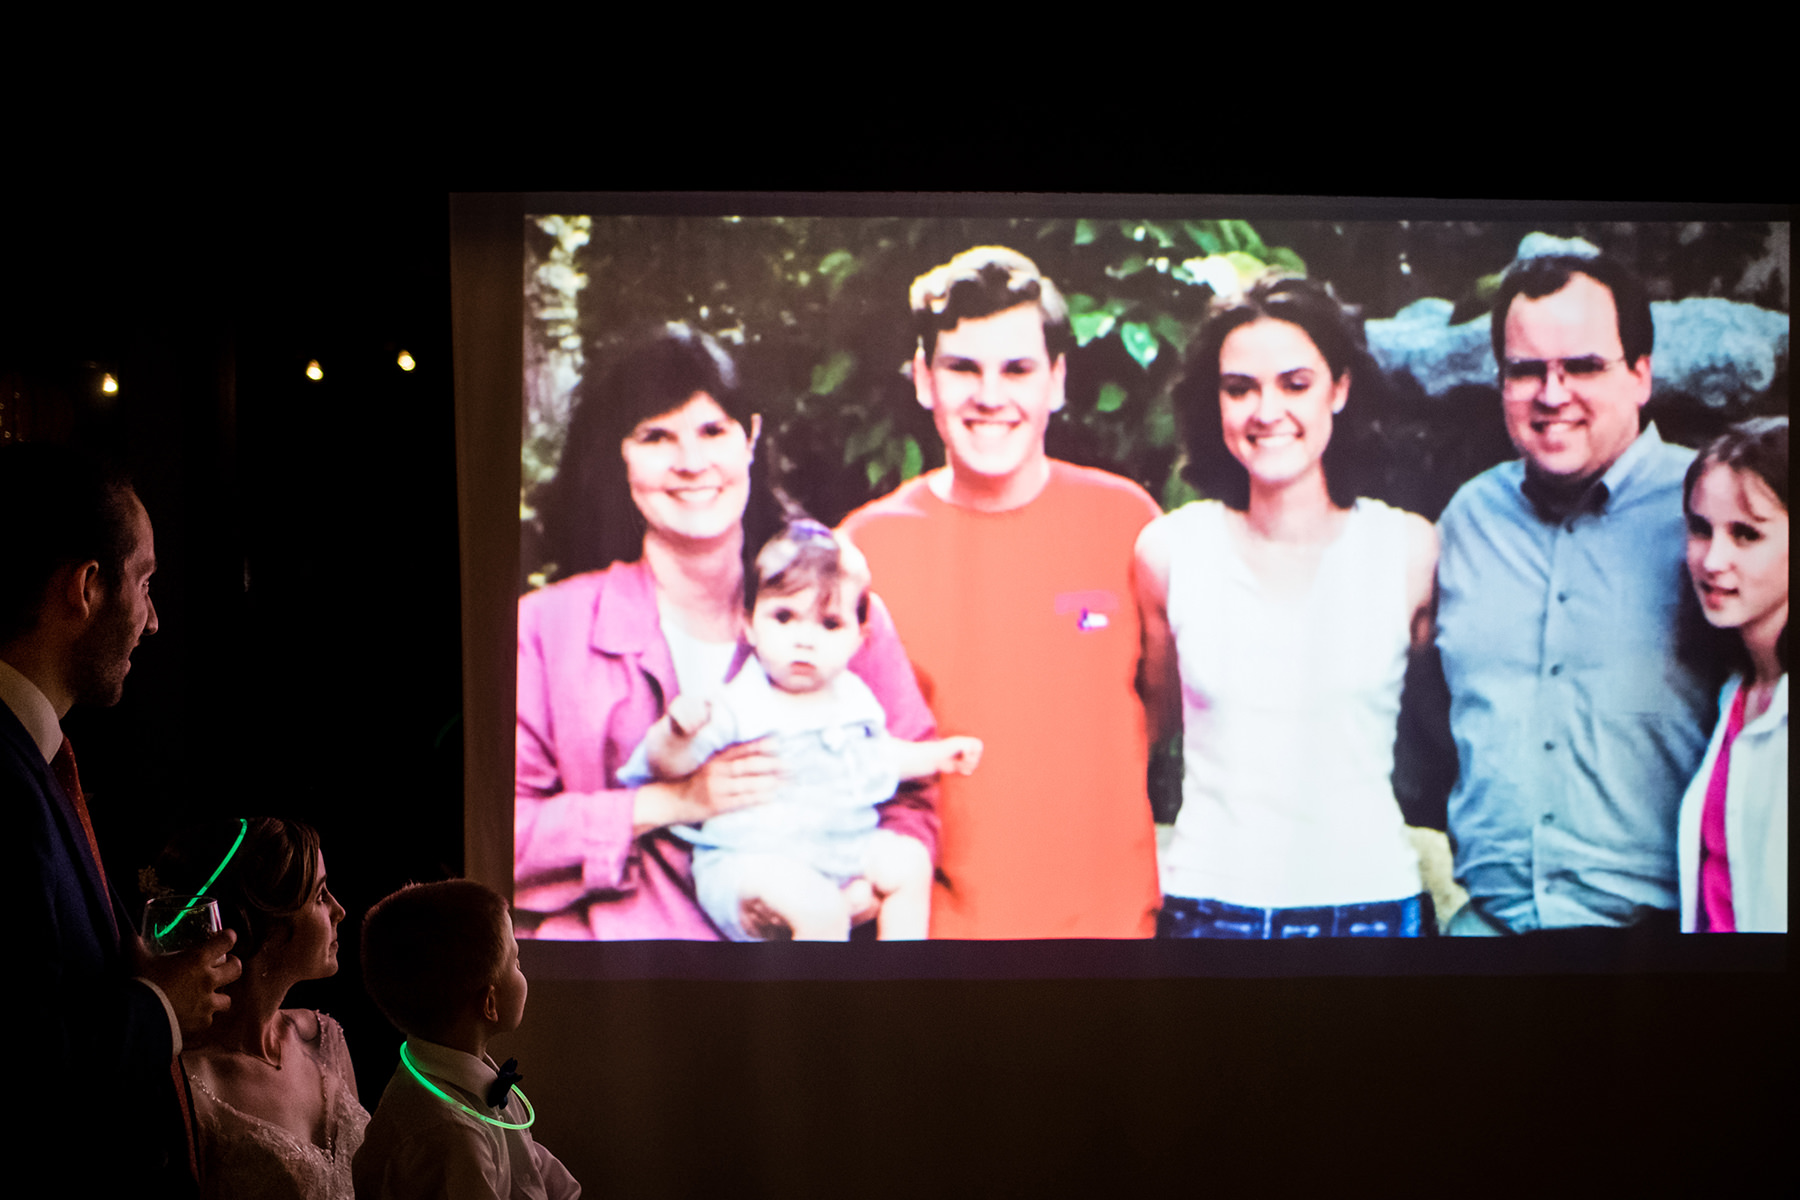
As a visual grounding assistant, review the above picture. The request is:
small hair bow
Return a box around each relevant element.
[487,1058,524,1109]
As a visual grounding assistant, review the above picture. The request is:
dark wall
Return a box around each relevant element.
[4,189,463,1103]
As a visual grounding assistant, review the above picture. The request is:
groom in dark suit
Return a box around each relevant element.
[1,445,241,1198]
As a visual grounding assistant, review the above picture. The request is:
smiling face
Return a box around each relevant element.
[915,303,1066,509]
[1685,463,1789,648]
[620,392,758,552]
[69,493,158,708]
[1217,318,1348,496]
[746,581,866,695]
[1500,272,1652,481]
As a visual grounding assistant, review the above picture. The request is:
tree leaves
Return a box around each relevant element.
[1120,321,1159,368]
[810,350,856,396]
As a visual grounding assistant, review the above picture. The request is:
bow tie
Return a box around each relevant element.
[486,1059,524,1109]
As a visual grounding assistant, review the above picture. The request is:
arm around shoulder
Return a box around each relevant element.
[1133,514,1181,744]
[853,593,941,859]
[1402,512,1439,654]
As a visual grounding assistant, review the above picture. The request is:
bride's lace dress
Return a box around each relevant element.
[188,1012,370,1200]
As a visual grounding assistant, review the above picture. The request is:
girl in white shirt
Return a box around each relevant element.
[1678,417,1788,933]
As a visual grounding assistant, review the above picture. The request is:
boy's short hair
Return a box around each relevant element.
[361,880,511,1041]
[910,246,1072,364]
[748,519,871,625]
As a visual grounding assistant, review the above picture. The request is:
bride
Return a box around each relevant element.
[151,817,367,1199]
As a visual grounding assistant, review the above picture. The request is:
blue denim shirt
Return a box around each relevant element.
[1436,425,1725,931]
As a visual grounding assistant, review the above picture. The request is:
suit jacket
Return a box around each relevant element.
[2,705,194,1197]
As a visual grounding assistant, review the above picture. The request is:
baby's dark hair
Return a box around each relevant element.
[747,517,872,626]
[360,880,512,1042]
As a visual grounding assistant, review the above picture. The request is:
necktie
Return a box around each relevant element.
[51,735,117,940]
[53,736,201,1184]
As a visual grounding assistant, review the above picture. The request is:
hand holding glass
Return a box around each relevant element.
[143,895,221,955]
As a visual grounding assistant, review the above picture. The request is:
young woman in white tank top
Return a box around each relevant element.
[1135,274,1438,938]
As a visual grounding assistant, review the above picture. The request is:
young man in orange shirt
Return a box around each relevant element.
[839,246,1162,938]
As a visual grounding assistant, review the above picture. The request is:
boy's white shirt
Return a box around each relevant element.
[355,1037,579,1200]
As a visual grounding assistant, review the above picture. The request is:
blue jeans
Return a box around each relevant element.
[1157,893,1432,938]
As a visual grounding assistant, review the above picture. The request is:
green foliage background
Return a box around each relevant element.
[523,213,1787,558]
[522,215,1320,532]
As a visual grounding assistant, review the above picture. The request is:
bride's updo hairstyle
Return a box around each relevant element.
[150,817,323,961]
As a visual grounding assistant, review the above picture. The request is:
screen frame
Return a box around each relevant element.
[454,192,1787,981]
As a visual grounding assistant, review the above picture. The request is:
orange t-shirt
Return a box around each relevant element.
[840,462,1162,938]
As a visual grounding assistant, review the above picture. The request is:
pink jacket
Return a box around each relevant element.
[515,559,939,940]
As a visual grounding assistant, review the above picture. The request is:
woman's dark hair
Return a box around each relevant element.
[1172,272,1387,511]
[534,323,781,582]
[151,818,323,961]
[1683,416,1788,675]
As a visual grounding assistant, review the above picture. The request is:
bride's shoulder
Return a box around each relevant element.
[282,1008,324,1044]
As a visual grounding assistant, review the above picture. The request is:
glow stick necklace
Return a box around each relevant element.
[155,817,250,940]
[398,1042,536,1130]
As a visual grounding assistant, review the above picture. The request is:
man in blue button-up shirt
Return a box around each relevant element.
[1435,254,1726,934]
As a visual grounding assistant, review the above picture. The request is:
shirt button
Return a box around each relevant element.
[1557,592,1569,603]
[1544,741,1556,751]
[1542,813,1555,824]
[1550,664,1562,676]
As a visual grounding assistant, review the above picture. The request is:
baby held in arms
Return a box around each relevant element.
[624,519,982,941]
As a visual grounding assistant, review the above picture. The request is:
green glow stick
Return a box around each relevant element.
[154,818,249,941]
[399,1042,536,1130]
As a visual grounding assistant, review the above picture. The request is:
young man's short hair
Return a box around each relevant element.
[910,246,1073,364]
[1490,252,1654,369]
[361,880,511,1041]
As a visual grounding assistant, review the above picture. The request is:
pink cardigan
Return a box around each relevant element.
[514,559,939,940]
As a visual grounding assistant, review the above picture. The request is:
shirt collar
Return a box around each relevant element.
[0,657,62,763]
[403,1038,502,1104]
[1519,422,1666,524]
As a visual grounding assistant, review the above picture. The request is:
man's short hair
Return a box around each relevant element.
[1490,253,1654,371]
[0,444,139,645]
[910,246,1073,364]
[361,880,511,1041]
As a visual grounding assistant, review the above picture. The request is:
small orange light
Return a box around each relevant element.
[306,360,324,381]
[101,374,119,394]
[397,350,416,372]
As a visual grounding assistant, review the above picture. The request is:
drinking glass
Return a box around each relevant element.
[142,895,221,955]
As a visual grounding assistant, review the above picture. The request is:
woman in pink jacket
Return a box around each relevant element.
[514,325,938,940]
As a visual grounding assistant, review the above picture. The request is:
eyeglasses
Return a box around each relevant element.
[1500,354,1626,398]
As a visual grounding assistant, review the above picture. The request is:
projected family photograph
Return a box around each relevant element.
[512,209,1788,952]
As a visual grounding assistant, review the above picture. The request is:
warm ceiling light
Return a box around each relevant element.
[306,360,324,381]
[101,374,119,394]
[397,350,416,372]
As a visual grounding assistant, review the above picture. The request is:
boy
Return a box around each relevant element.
[354,880,580,1199]
[624,519,982,941]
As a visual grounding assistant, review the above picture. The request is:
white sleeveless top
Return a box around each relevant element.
[1159,499,1422,907]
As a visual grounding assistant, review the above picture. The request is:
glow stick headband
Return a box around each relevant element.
[399,1043,536,1130]
[154,817,249,941]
